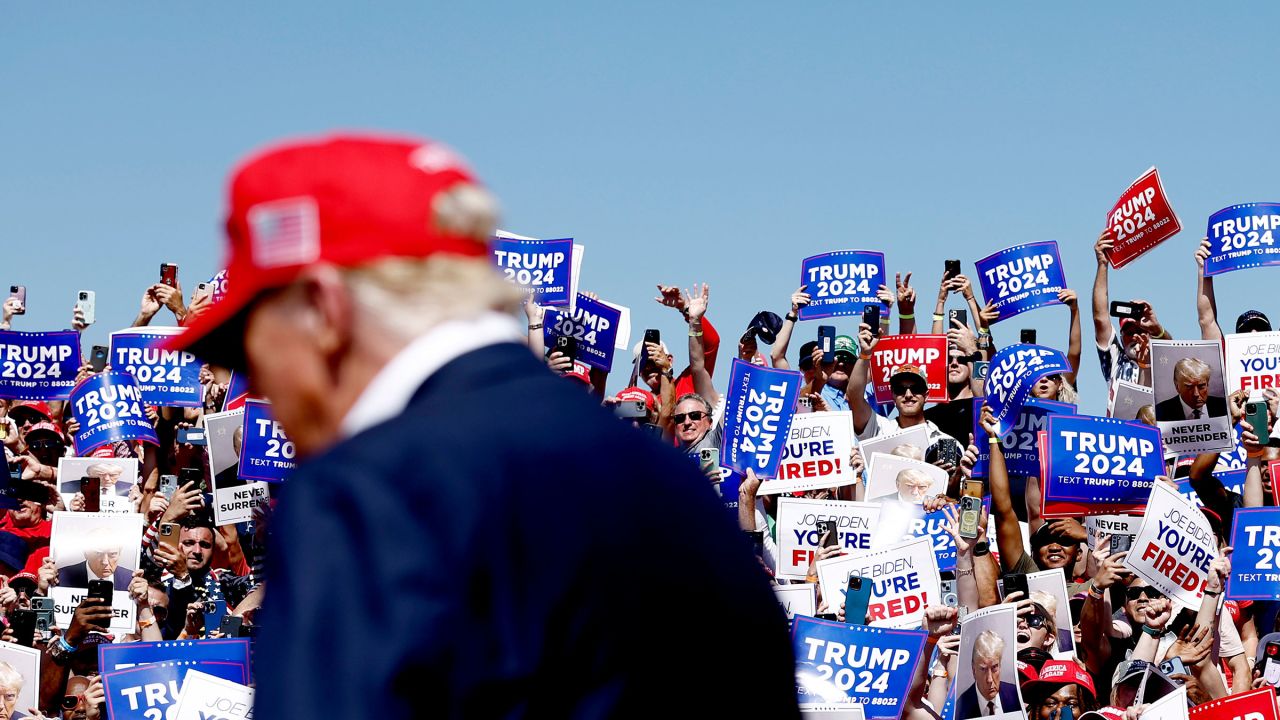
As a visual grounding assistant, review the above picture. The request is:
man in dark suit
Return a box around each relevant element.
[169,135,799,718]
[1154,357,1227,421]
[956,630,1021,718]
[56,529,133,591]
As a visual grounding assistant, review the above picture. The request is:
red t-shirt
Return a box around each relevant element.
[0,513,51,549]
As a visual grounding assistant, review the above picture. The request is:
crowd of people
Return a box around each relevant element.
[0,136,1276,719]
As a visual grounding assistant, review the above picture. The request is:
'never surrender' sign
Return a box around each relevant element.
[984,344,1072,435]
[722,359,802,478]
[792,616,927,719]
[1204,203,1280,276]
[70,372,159,455]
[799,251,886,321]
[1227,507,1280,601]
[1042,415,1161,518]
[975,241,1066,321]
[109,327,202,408]
[238,400,296,482]
[0,330,80,401]
[1105,167,1182,269]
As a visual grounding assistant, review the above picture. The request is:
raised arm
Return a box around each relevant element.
[683,283,720,407]
[1091,230,1115,347]
[847,323,878,435]
[1059,289,1082,384]
[524,296,546,357]
[895,273,917,335]
[979,403,1029,573]
[1193,238,1223,341]
[770,287,809,369]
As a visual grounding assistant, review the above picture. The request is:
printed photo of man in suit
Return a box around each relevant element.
[957,630,1021,719]
[1154,357,1227,421]
[57,526,134,591]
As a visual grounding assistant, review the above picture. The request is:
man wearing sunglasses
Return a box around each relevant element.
[849,321,958,450]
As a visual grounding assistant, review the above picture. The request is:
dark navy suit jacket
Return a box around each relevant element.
[956,680,1021,719]
[255,342,799,718]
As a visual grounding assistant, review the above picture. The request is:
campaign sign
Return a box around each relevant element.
[207,269,228,304]
[172,670,254,720]
[974,241,1066,321]
[1041,415,1161,518]
[1152,340,1234,457]
[490,236,575,306]
[1189,687,1280,720]
[873,500,984,573]
[1226,507,1280,601]
[792,616,927,719]
[971,398,1075,478]
[542,294,622,371]
[1085,514,1142,550]
[984,344,1072,435]
[1137,686,1189,720]
[1224,331,1280,399]
[1204,203,1280,276]
[0,330,80,401]
[1105,167,1182,269]
[759,411,857,495]
[712,467,744,513]
[1174,472,1245,510]
[815,537,940,630]
[776,497,881,580]
[722,359,802,478]
[868,334,948,404]
[1109,379,1154,421]
[798,251,887,321]
[109,327,202,408]
[1123,481,1217,608]
[238,400,295,482]
[69,372,159,455]
[100,638,253,674]
[102,660,250,720]
[775,584,817,629]
[222,371,252,412]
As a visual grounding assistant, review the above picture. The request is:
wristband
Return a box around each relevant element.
[988,437,1000,445]
[978,329,991,336]
[956,568,974,577]
[1087,583,1105,600]
[859,353,872,361]
[898,313,914,320]
[932,314,945,322]
[527,323,542,330]
[1141,624,1163,637]
[138,617,156,630]
[56,636,76,653]
[688,330,703,337]
[1203,589,1221,597]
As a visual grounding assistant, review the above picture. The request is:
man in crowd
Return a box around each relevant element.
[1155,357,1227,420]
[152,521,255,639]
[167,134,797,717]
[957,630,1019,719]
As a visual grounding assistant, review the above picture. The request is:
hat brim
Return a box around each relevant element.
[161,266,287,372]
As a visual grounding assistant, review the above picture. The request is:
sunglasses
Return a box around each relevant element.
[1025,613,1048,629]
[672,411,708,424]
[891,384,927,397]
[27,439,62,450]
[61,694,81,711]
[1125,585,1165,601]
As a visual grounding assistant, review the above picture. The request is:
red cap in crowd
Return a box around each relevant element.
[166,134,490,370]
[23,421,64,443]
[564,361,592,385]
[1020,660,1096,705]
[9,401,53,425]
[616,386,657,412]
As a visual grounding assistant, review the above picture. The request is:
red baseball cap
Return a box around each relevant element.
[22,421,64,443]
[166,134,491,370]
[1020,660,1096,705]
[9,401,53,425]
[616,386,657,412]
[564,361,592,385]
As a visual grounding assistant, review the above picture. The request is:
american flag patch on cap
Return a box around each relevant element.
[247,197,320,268]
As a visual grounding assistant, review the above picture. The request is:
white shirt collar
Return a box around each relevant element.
[339,312,522,439]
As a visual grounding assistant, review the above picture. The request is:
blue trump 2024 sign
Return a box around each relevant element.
[239,399,295,482]
[798,251,887,321]
[723,359,802,478]
[543,294,622,372]
[984,345,1072,436]
[975,241,1066,322]
[70,372,159,455]
[971,398,1075,478]
[491,236,575,306]
[0,330,80,401]
[109,328,202,408]
[99,637,253,674]
[1041,415,1162,518]
[1227,507,1280,601]
[792,615,927,718]
[102,659,250,720]
[1204,203,1280,276]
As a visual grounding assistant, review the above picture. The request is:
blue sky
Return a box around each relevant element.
[3,3,1276,413]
